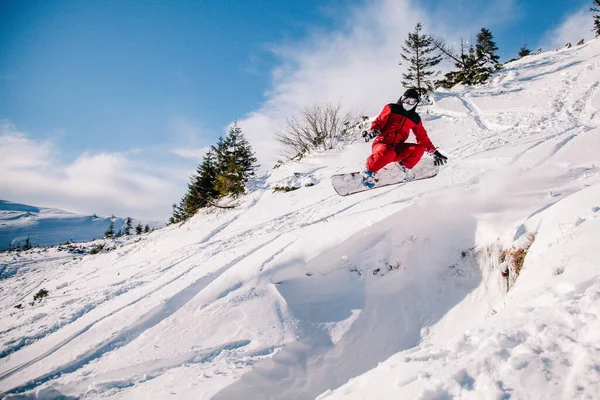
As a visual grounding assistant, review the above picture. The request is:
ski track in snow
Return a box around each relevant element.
[1,39,600,400]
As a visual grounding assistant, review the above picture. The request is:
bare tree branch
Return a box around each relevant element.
[275,103,359,159]
[431,36,464,65]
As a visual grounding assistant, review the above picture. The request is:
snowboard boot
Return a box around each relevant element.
[398,162,416,181]
[361,168,378,188]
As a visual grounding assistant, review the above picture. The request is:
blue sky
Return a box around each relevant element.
[0,0,596,220]
[1,0,333,154]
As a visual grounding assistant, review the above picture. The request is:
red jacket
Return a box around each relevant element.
[371,103,436,153]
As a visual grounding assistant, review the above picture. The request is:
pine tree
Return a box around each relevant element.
[518,44,531,58]
[400,23,442,97]
[135,223,143,235]
[23,237,33,250]
[592,0,600,37]
[169,199,186,224]
[435,38,480,87]
[476,28,501,70]
[169,149,222,225]
[123,217,132,235]
[168,123,258,224]
[213,123,258,197]
[104,219,115,238]
[144,224,150,233]
[188,149,220,209]
[434,28,501,88]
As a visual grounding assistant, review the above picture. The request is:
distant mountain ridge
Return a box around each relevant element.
[0,200,127,250]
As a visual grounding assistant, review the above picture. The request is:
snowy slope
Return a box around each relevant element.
[1,40,599,400]
[0,200,141,250]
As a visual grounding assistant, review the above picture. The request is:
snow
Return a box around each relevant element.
[1,40,600,399]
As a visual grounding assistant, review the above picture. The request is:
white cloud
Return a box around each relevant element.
[0,122,185,221]
[540,8,595,50]
[171,147,210,161]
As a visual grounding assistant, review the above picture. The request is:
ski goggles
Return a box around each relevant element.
[402,97,418,106]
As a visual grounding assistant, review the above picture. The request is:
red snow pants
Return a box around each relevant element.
[366,142,425,173]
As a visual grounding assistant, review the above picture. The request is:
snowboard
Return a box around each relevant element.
[331,157,440,196]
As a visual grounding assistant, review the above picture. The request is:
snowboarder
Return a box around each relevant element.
[361,89,447,188]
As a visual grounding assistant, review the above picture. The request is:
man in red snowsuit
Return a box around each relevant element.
[361,89,447,187]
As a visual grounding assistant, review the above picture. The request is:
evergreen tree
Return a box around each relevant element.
[434,28,501,88]
[476,28,501,70]
[188,149,220,209]
[518,44,531,58]
[168,198,187,225]
[123,217,132,235]
[231,126,258,182]
[104,220,115,238]
[213,123,258,197]
[135,223,143,235]
[592,0,600,37]
[144,224,150,233]
[168,123,258,224]
[168,149,222,224]
[435,39,480,87]
[23,237,33,250]
[400,23,442,97]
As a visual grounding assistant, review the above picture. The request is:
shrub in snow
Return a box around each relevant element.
[275,103,363,160]
[518,44,531,58]
[88,244,105,255]
[272,186,300,193]
[33,288,49,303]
[553,267,565,276]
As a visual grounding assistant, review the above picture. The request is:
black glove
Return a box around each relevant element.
[362,130,380,142]
[432,150,448,166]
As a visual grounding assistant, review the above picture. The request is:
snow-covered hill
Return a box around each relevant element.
[0,200,148,250]
[1,40,599,399]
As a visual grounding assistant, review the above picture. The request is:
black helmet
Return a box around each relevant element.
[398,88,420,102]
[397,88,420,108]
[403,88,420,100]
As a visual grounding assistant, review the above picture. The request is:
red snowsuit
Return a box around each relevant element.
[366,103,436,173]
